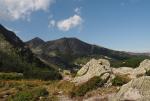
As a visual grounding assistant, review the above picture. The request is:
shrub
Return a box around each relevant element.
[111,56,150,68]
[57,81,75,94]
[146,70,150,76]
[32,87,49,98]
[112,75,131,86]
[0,72,23,80]
[10,91,33,101]
[9,87,49,101]
[70,76,104,97]
[23,68,62,80]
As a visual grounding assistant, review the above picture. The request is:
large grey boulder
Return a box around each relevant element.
[73,59,113,85]
[138,59,150,72]
[112,59,150,79]
[113,67,145,79]
[111,76,150,101]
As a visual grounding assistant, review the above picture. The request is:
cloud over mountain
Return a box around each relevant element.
[0,0,54,20]
[57,14,82,31]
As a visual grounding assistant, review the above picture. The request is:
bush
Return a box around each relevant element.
[32,87,49,98]
[10,91,33,101]
[57,81,75,94]
[112,75,130,86]
[70,76,104,97]
[0,72,23,80]
[23,68,62,80]
[146,70,150,76]
[9,87,49,101]
[111,56,150,68]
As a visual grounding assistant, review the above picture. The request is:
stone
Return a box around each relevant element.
[112,67,135,78]
[138,59,150,72]
[73,59,112,85]
[110,76,150,101]
[112,59,150,79]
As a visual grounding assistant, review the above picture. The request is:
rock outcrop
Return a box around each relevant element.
[139,59,150,72]
[111,76,150,101]
[112,59,150,79]
[73,59,150,86]
[73,59,114,85]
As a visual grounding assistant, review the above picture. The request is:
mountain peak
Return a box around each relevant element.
[49,37,86,44]
[26,37,45,48]
[0,24,24,47]
[31,37,45,43]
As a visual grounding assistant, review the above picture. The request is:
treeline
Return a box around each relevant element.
[0,50,62,80]
[111,56,150,68]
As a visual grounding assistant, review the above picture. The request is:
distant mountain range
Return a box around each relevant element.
[26,36,150,70]
[127,52,150,56]
[27,37,132,58]
[0,24,61,80]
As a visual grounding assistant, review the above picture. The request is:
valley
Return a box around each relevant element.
[0,24,150,101]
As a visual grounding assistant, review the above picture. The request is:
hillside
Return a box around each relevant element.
[0,24,62,80]
[26,37,150,71]
[27,37,130,57]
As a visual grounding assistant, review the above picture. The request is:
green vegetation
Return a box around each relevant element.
[73,55,150,69]
[10,91,33,101]
[57,81,75,94]
[146,70,150,76]
[111,56,150,68]
[0,80,73,101]
[0,32,62,80]
[0,73,23,80]
[0,80,52,101]
[9,87,49,101]
[112,75,131,86]
[70,76,104,97]
[0,50,62,80]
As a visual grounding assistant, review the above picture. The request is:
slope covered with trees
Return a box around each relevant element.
[0,24,62,80]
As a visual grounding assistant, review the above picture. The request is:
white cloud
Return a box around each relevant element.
[57,14,83,31]
[74,7,81,14]
[0,0,54,20]
[48,20,56,28]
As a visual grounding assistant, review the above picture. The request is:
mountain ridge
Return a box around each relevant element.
[27,36,147,71]
[0,24,61,80]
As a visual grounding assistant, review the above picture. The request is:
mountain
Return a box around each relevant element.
[26,37,45,48]
[27,37,129,57]
[127,52,150,56]
[0,24,61,80]
[26,37,150,71]
[27,37,128,56]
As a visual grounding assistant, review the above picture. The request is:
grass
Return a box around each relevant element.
[70,76,104,97]
[112,75,131,86]
[0,79,75,101]
[0,80,52,101]
[0,72,23,80]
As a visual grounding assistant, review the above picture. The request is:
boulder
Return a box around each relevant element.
[73,59,150,86]
[138,59,150,72]
[73,59,113,85]
[113,67,135,78]
[113,67,145,79]
[112,59,150,79]
[110,76,150,101]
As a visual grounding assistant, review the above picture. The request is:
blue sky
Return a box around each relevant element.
[0,0,150,52]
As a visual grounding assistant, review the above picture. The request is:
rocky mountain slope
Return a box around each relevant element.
[27,37,131,58]
[26,37,150,71]
[0,24,61,80]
